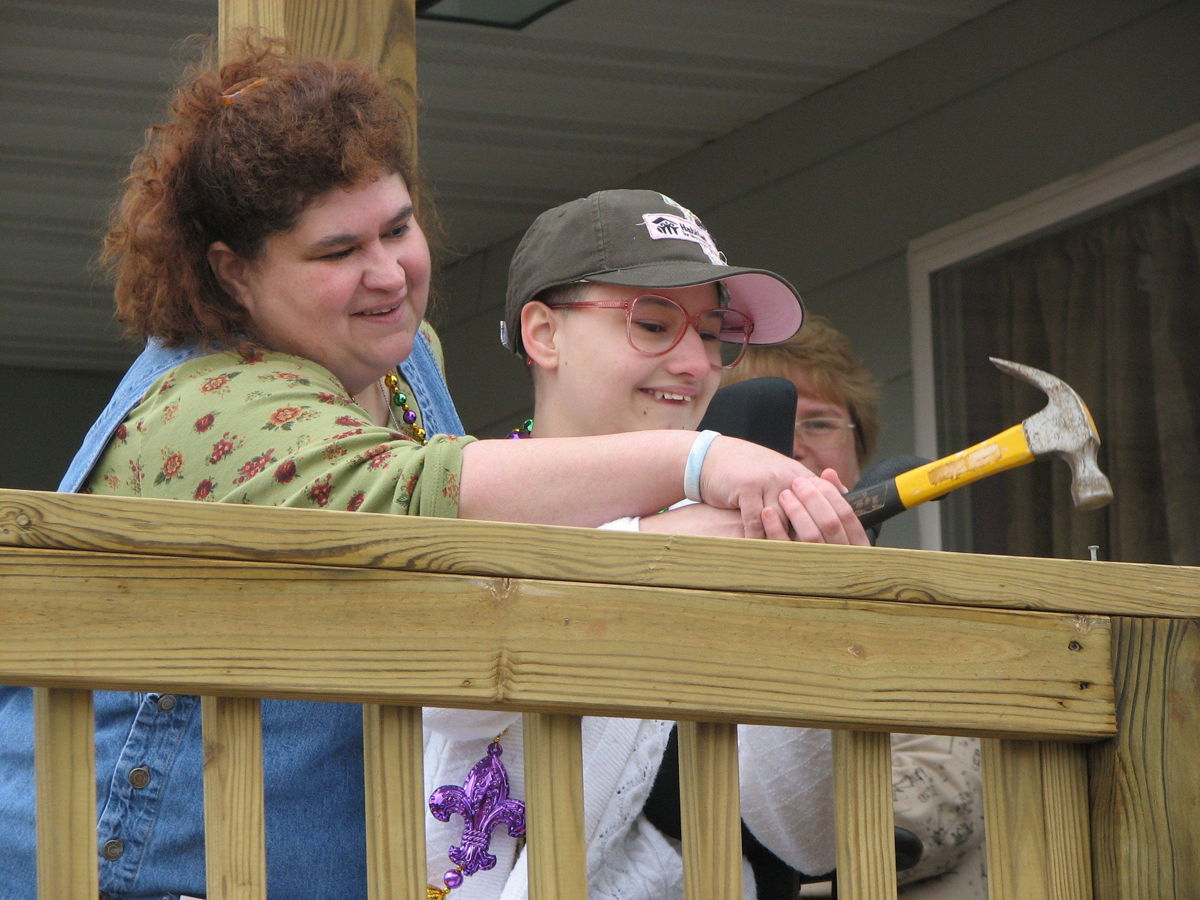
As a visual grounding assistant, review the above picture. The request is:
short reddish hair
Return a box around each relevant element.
[722,314,881,463]
[101,32,429,348]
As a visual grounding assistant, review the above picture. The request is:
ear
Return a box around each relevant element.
[206,241,255,309]
[520,301,563,371]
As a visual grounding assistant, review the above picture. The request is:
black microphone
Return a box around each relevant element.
[698,377,796,458]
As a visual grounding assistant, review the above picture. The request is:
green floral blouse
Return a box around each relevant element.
[84,335,473,519]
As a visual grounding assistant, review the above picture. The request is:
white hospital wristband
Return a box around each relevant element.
[683,430,720,503]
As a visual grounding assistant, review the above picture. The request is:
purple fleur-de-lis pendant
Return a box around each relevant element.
[429,738,526,888]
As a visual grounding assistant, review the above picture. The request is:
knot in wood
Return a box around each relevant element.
[488,577,519,604]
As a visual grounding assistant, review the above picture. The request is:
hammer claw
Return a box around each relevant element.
[990,357,1113,509]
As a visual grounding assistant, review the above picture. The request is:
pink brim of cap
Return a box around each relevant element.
[585,265,804,345]
[720,272,804,344]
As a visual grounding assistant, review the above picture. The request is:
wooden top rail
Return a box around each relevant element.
[0,488,1123,741]
[2,488,1198,618]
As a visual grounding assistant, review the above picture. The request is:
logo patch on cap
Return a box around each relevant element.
[641,213,724,265]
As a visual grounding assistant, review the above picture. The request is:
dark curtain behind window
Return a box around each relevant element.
[931,176,1200,565]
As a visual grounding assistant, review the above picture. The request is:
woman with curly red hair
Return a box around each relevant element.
[0,34,864,900]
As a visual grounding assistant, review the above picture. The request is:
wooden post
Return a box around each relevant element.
[1089,616,1200,899]
[217,0,418,148]
[363,704,426,899]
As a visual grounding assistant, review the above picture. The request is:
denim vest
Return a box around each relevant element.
[0,332,464,899]
[58,330,465,492]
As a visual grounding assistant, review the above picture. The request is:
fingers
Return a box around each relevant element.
[818,468,849,493]
[817,468,871,546]
[779,473,871,546]
[740,494,767,540]
[761,506,793,541]
[697,436,860,544]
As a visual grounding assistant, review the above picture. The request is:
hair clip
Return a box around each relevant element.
[219,76,269,105]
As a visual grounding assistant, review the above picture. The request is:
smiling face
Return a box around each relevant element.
[527,282,724,438]
[211,172,430,395]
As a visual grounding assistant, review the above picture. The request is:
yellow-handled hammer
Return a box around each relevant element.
[846,357,1113,528]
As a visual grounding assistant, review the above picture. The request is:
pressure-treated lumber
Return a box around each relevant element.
[833,730,897,899]
[1089,616,1200,899]
[202,695,267,899]
[982,739,1092,899]
[363,703,426,899]
[33,687,97,899]
[217,0,417,83]
[6,489,1199,897]
[0,546,1114,740]
[2,488,1194,617]
[679,721,742,899]
[524,712,587,899]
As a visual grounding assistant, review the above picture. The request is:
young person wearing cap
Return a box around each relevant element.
[421,190,868,900]
[499,189,869,540]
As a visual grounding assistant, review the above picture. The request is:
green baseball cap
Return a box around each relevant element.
[501,189,804,355]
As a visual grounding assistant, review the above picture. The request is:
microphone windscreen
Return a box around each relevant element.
[698,377,796,457]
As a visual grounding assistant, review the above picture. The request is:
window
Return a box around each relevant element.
[931,177,1200,564]
[908,126,1200,564]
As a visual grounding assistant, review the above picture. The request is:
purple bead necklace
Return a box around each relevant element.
[427,732,526,897]
[506,419,533,439]
[383,371,428,443]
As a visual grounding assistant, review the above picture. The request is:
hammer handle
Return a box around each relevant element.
[846,423,1035,528]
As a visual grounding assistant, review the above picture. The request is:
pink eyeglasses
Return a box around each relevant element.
[544,294,755,369]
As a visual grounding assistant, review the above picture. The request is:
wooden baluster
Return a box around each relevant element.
[33,686,97,897]
[202,695,267,900]
[1041,741,1093,896]
[678,720,742,900]
[982,738,1091,900]
[982,738,1043,899]
[363,703,426,898]
[524,712,587,899]
[833,729,897,899]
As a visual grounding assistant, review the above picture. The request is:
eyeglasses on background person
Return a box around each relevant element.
[544,293,755,369]
[794,416,857,447]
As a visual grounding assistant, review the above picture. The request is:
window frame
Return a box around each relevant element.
[906,124,1200,550]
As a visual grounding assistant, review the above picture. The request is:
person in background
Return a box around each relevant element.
[724,316,986,898]
[724,314,879,487]
[0,39,864,899]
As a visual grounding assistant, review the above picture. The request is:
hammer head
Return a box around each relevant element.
[990,357,1114,510]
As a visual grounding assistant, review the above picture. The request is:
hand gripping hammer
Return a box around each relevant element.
[845,357,1114,528]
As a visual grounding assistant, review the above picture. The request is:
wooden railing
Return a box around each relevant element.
[1,488,1197,899]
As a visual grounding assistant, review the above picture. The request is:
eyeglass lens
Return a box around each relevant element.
[627,295,750,368]
[794,418,854,446]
